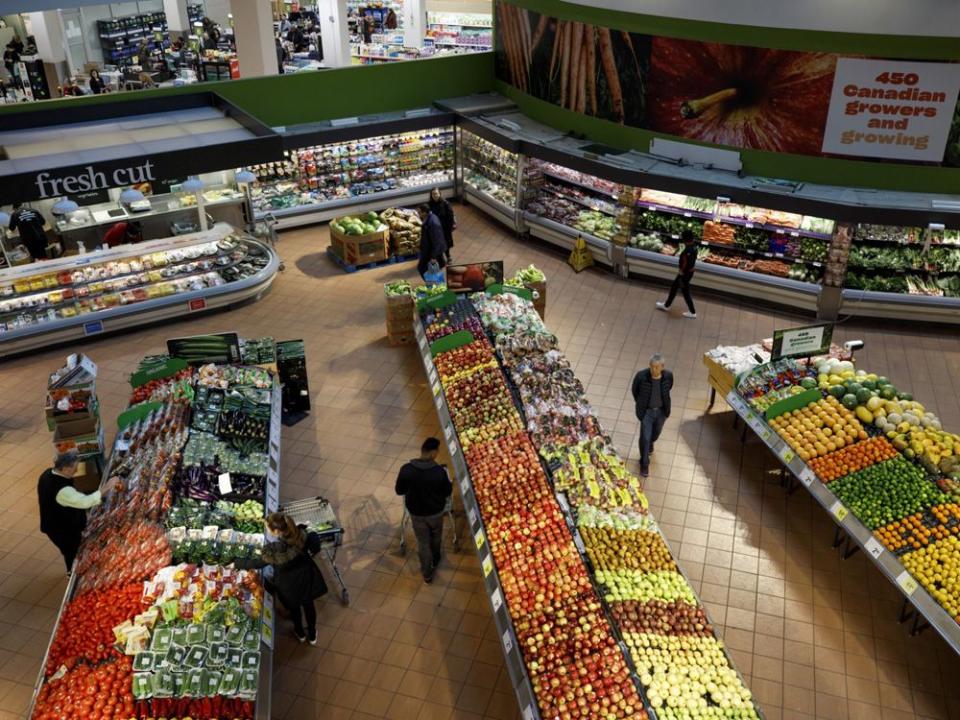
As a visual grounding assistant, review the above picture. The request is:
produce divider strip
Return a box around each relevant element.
[723,390,960,652]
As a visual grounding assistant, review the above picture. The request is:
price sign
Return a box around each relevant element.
[432,382,441,396]
[864,536,884,560]
[218,473,233,495]
[760,428,773,442]
[780,447,795,463]
[813,261,822,267]
[490,588,503,612]
[475,529,485,549]
[523,706,535,720]
[115,439,131,452]
[188,298,206,312]
[467,506,477,527]
[450,443,458,456]
[428,366,438,383]
[683,212,692,218]
[444,425,454,442]
[260,620,274,649]
[830,501,848,522]
[745,223,754,229]
[798,467,816,486]
[896,570,918,595]
[418,335,427,351]
[460,477,469,495]
[434,395,443,410]
[83,320,103,336]
[260,595,275,648]
[790,231,799,237]
[502,629,513,654]
[482,554,493,577]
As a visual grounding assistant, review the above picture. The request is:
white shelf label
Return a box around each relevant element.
[432,382,441,396]
[830,501,849,522]
[523,706,535,720]
[482,554,493,577]
[460,477,469,494]
[444,425,454,442]
[434,395,443,410]
[218,473,233,495]
[467,506,477,526]
[798,467,815,486]
[864,536,884,560]
[501,629,513,654]
[779,446,795,463]
[490,587,503,612]
[790,231,799,237]
[745,223,754,229]
[418,335,427,350]
[896,570,918,595]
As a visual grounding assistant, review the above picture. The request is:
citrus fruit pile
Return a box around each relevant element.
[875,503,960,554]
[807,436,900,482]
[770,395,867,461]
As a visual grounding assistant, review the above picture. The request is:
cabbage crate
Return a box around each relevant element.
[328,224,390,270]
[385,292,415,346]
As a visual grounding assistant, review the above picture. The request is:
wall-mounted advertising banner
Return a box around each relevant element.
[821,58,960,162]
[493,0,960,168]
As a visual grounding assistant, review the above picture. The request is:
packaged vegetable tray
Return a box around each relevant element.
[184,644,208,668]
[218,668,241,696]
[132,673,153,699]
[150,626,173,652]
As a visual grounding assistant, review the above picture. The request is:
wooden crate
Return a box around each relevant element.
[385,293,414,340]
[387,329,416,347]
[524,280,546,319]
[330,225,390,267]
[702,353,736,400]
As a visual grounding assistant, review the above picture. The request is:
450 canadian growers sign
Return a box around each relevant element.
[821,59,960,162]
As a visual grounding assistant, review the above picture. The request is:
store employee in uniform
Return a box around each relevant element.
[8,202,49,260]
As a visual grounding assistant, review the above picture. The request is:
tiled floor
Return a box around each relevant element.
[1,205,960,720]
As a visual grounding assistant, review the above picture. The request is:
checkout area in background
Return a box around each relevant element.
[0,171,249,268]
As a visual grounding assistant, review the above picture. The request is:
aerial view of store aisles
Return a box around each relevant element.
[2,1,960,719]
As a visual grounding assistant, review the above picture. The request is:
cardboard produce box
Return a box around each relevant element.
[329,214,390,267]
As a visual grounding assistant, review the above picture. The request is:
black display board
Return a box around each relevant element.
[771,322,834,360]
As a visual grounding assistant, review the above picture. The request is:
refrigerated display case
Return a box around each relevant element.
[244,125,455,229]
[425,12,493,50]
[0,223,279,357]
[460,129,522,231]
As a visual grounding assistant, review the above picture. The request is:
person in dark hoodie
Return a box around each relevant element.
[428,187,455,263]
[395,437,452,583]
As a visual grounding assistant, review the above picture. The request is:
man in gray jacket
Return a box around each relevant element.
[631,354,674,478]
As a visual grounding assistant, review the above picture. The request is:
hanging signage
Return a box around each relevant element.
[771,322,834,360]
[33,161,157,200]
[821,58,960,162]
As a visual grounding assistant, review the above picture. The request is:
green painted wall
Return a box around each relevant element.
[494,0,960,193]
[0,53,496,126]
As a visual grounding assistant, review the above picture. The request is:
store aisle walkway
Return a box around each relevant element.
[0,206,958,720]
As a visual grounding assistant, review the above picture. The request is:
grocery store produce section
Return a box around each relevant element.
[708,346,960,650]
[0,225,279,357]
[414,288,759,719]
[31,353,282,720]
[245,127,454,225]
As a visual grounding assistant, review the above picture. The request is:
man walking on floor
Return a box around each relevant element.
[631,354,674,478]
[656,229,698,318]
[395,437,452,583]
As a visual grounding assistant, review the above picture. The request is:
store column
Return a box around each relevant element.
[403,0,425,51]
[25,11,67,95]
[315,0,351,68]
[163,0,192,39]
[230,0,277,77]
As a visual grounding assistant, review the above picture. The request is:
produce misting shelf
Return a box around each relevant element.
[521,213,613,265]
[28,370,284,720]
[463,185,522,233]
[839,288,960,325]
[411,315,541,720]
[723,390,960,655]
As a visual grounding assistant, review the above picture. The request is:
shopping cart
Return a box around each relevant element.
[251,212,284,271]
[399,496,461,556]
[279,496,349,605]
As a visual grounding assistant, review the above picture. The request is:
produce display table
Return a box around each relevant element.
[29,357,283,720]
[414,292,760,720]
[724,367,960,653]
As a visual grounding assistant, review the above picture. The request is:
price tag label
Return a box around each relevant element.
[450,443,458,456]
[790,231,800,237]
[444,425,454,442]
[475,529,485,549]
[260,620,273,649]
[434,395,442,410]
[745,223,754,229]
[760,428,773,442]
[813,261,822,267]
[502,629,513,654]
[774,252,784,258]
[683,212,692,218]
[218,473,233,495]
[432,382,441,396]
[864,536,884,559]
[467,506,477,527]
[780,447,795,463]
[896,571,918,595]
[115,439,131,452]
[490,588,503,612]
[428,366,438,382]
[482,554,493,577]
[798,467,816,486]
[830,501,848,522]
[523,706,535,720]
[418,335,427,351]
[460,477,469,495]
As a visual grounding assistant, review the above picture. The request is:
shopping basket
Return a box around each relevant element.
[279,495,349,605]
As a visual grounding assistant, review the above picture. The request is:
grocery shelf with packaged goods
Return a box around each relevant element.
[0,224,280,358]
[460,129,523,231]
[30,351,282,720]
[444,101,960,322]
[414,287,762,720]
[704,343,960,653]
[425,12,493,51]
[242,113,456,229]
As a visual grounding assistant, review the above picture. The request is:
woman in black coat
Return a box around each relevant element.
[429,187,455,263]
[236,512,327,644]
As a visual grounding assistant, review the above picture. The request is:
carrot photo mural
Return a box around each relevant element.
[495,3,650,126]
[492,0,960,167]
[646,38,837,155]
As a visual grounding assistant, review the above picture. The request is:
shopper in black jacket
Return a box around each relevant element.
[417,204,447,279]
[429,187,455,263]
[396,437,452,583]
[631,354,674,478]
[234,512,326,644]
[656,229,698,318]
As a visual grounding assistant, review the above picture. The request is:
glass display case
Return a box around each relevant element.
[0,224,279,356]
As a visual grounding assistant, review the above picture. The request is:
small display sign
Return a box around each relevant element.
[771,322,834,360]
[445,261,504,294]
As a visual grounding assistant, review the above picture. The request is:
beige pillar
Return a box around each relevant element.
[230,0,276,78]
[315,0,351,68]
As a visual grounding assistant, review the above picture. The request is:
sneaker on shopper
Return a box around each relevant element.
[640,467,649,478]
[683,311,697,319]
[655,301,668,312]
[294,629,307,643]
[308,630,318,646]
[423,570,435,584]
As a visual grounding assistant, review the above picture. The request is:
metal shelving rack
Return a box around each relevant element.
[724,390,960,652]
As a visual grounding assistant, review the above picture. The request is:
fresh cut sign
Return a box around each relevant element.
[34,160,156,199]
[821,58,960,162]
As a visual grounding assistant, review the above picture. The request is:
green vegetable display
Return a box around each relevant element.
[384,280,413,297]
[330,211,384,236]
[510,264,546,285]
